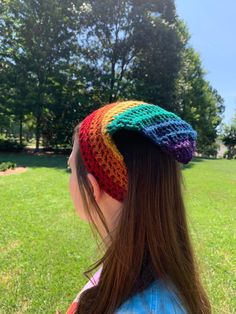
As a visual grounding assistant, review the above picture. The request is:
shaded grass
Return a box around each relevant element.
[0,153,235,313]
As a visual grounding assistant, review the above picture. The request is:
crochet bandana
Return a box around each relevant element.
[78,100,197,202]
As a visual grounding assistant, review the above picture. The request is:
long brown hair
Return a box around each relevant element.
[73,126,211,314]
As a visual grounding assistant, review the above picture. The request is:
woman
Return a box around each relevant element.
[65,100,211,314]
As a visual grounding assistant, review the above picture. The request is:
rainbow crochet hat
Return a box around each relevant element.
[78,100,197,201]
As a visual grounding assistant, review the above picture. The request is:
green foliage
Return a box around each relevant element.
[199,143,219,158]
[222,126,236,146]
[0,138,26,152]
[223,150,229,159]
[0,161,17,171]
[220,113,236,159]
[0,0,224,152]
[129,6,184,109]
[0,0,82,149]
[174,45,225,154]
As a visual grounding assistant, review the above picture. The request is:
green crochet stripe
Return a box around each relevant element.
[106,103,180,135]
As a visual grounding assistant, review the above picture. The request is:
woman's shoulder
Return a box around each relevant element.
[66,270,187,314]
[66,267,102,314]
[115,280,187,314]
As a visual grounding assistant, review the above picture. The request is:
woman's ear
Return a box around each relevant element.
[87,173,102,202]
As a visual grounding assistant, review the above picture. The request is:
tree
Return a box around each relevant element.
[174,42,225,155]
[221,113,236,159]
[0,0,225,153]
[76,0,182,108]
[0,0,80,150]
[129,1,184,110]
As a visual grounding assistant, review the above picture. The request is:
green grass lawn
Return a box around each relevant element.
[0,153,235,313]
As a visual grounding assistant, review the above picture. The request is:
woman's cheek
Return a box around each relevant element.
[69,172,88,221]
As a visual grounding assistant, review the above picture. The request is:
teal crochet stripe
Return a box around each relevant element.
[106,102,196,162]
[106,103,180,135]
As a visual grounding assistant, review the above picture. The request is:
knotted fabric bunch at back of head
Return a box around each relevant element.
[78,100,197,202]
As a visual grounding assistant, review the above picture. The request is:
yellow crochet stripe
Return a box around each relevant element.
[101,100,144,161]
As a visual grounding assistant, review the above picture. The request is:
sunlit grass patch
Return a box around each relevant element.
[0,153,235,313]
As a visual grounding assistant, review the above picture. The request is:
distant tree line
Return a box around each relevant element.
[0,0,225,154]
[221,113,236,159]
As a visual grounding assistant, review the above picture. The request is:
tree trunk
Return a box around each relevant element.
[228,145,234,159]
[109,61,116,103]
[19,115,23,145]
[35,105,41,152]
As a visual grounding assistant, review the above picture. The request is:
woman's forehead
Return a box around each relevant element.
[68,135,79,164]
[69,123,82,164]
[73,134,79,149]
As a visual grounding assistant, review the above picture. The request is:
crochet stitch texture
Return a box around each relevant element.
[78,100,197,201]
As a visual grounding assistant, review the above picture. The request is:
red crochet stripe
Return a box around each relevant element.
[78,103,127,201]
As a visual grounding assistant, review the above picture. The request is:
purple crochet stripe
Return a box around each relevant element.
[161,139,196,164]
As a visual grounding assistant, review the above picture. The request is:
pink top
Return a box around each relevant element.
[66,267,102,314]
